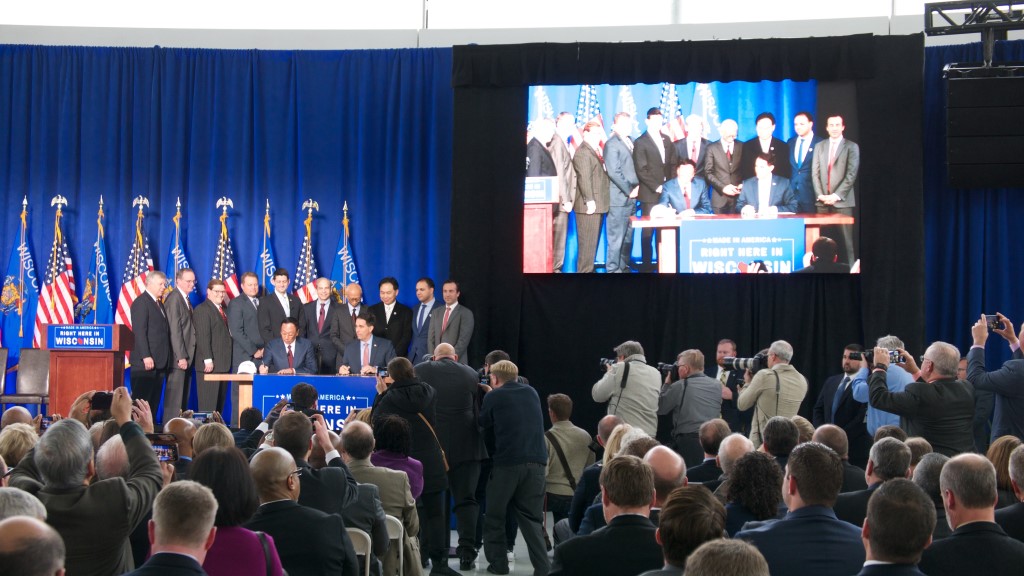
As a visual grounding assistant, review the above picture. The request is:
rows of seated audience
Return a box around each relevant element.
[2,315,1024,576]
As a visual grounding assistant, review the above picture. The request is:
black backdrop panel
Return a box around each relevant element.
[451,35,925,432]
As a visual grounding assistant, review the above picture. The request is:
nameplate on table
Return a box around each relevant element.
[46,324,114,350]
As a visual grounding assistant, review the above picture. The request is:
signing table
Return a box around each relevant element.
[205,374,377,428]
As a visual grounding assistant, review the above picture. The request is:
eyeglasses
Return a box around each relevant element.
[920,356,932,365]
[288,469,302,478]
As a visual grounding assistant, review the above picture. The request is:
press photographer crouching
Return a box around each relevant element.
[734,341,808,448]
[592,341,661,436]
[657,350,724,466]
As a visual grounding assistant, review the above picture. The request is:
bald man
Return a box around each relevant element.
[710,433,754,494]
[163,418,196,481]
[329,282,363,355]
[0,406,33,430]
[0,516,66,576]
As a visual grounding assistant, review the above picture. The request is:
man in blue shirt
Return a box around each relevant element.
[851,335,915,435]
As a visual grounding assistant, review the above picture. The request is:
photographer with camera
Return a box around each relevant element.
[967,312,1024,443]
[850,335,918,437]
[657,350,723,466]
[866,342,975,457]
[735,341,808,448]
[592,341,661,436]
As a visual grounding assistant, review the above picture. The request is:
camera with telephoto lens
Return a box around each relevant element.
[599,358,617,369]
[657,362,677,376]
[723,352,769,375]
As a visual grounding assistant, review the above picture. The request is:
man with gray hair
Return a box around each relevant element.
[736,341,808,448]
[705,118,744,214]
[593,340,661,436]
[834,437,911,527]
[658,349,723,466]
[124,481,217,575]
[9,387,162,576]
[0,486,47,520]
[129,270,173,420]
[851,335,918,435]
[0,515,66,576]
[919,453,1024,575]
[995,444,1024,542]
[913,452,953,541]
[867,342,975,456]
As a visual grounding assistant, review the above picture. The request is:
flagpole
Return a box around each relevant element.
[93,196,104,325]
[17,197,26,338]
[262,199,271,285]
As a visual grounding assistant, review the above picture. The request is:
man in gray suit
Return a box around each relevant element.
[427,280,474,365]
[194,279,232,413]
[604,112,639,274]
[812,115,860,266]
[228,272,264,423]
[551,112,578,274]
[164,267,196,420]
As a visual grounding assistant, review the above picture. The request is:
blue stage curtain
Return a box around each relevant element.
[0,45,453,325]
[924,40,1024,364]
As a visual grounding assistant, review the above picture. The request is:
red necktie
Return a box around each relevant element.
[351,308,357,325]
[684,187,691,210]
[691,141,698,161]
[318,303,326,332]
[827,142,837,193]
[442,306,452,334]
[726,145,732,161]
[287,345,294,369]
[362,342,370,367]
[217,305,227,324]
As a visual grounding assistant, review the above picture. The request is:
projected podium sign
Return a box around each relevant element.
[677,219,805,273]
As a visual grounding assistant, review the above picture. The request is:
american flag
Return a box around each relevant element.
[33,200,77,347]
[293,205,319,304]
[114,205,155,331]
[573,84,606,150]
[211,209,240,300]
[659,82,686,142]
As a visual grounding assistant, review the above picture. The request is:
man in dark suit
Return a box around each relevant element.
[526,119,556,178]
[427,280,473,364]
[604,112,639,274]
[409,277,444,363]
[130,271,173,420]
[672,114,709,178]
[339,312,397,375]
[550,455,663,576]
[855,479,935,576]
[995,444,1024,541]
[912,452,954,541]
[227,272,264,424]
[739,112,790,180]
[657,160,712,215]
[867,343,975,457]
[704,119,744,215]
[276,401,359,514]
[639,484,727,576]
[736,442,865,576]
[330,282,363,358]
[572,121,610,274]
[714,339,752,435]
[559,414,621,541]
[194,279,232,413]
[302,277,342,374]
[685,419,729,484]
[812,115,860,265]
[968,312,1024,442]
[415,343,486,568]
[834,437,912,528]
[0,516,66,576]
[164,267,196,421]
[550,112,579,274]
[369,277,413,358]
[813,425,869,493]
[259,318,317,375]
[632,107,677,271]
[788,111,824,213]
[257,267,305,346]
[736,153,797,214]
[919,453,1024,576]
[125,481,217,576]
[813,345,871,467]
[247,446,358,576]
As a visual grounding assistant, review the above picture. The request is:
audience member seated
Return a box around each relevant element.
[987,435,1021,509]
[761,416,799,471]
[189,446,285,576]
[246,446,358,576]
[550,455,663,576]
[834,437,911,528]
[856,478,935,576]
[686,419,729,484]
[639,485,727,575]
[995,444,1024,542]
[722,451,785,536]
[736,442,865,576]
[164,417,197,480]
[912,452,953,541]
[813,424,868,493]
[192,422,235,457]
[791,415,814,444]
[577,444,681,535]
[10,388,162,576]
[710,433,755,495]
[544,393,597,529]
[0,422,38,468]
[874,425,908,443]
[919,453,1024,576]
[124,480,218,575]
[0,486,47,520]
[274,411,359,516]
[559,414,621,543]
[234,406,263,447]
[371,414,425,500]
[905,437,932,476]
[684,539,769,576]
[0,515,66,576]
[0,405,35,430]
[0,454,6,487]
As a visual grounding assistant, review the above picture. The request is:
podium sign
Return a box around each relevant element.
[677,219,806,273]
[525,176,559,203]
[251,375,377,430]
[47,325,114,349]
[42,324,132,417]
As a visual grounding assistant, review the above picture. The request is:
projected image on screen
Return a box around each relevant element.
[523,82,860,274]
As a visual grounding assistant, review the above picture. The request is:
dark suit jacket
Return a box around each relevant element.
[302,299,343,374]
[568,462,602,532]
[841,461,869,493]
[427,303,474,364]
[526,137,557,176]
[129,292,171,370]
[257,291,305,346]
[605,133,639,207]
[297,456,360,516]
[340,336,397,373]
[685,458,723,483]
[164,288,196,365]
[996,501,1024,543]
[194,300,232,373]
[572,141,610,213]
[262,337,317,374]
[658,176,712,214]
[124,552,206,576]
[369,301,413,358]
[833,482,880,528]
[673,137,708,177]
[788,133,824,213]
[813,372,871,466]
[967,346,1024,441]
[704,140,744,213]
[409,299,444,362]
[739,136,791,180]
[736,175,797,213]
[329,303,361,357]
[853,564,928,576]
[919,521,1024,576]
[868,371,975,456]
[550,514,663,576]
[227,294,263,372]
[415,357,486,464]
[633,130,677,204]
[342,482,390,559]
[735,505,865,576]
[245,499,357,576]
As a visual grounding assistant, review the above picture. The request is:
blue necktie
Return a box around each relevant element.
[831,376,850,421]
[417,303,427,330]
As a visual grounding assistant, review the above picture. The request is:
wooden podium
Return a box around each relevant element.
[524,176,559,273]
[43,324,133,416]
